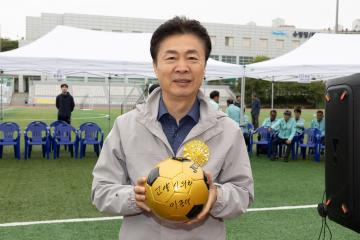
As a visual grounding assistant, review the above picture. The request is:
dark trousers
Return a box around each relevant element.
[251,114,259,129]
[271,137,293,159]
[58,115,71,124]
[243,133,250,146]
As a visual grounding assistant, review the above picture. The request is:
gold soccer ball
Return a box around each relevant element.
[145,157,209,222]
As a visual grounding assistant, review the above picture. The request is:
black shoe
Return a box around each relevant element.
[270,156,276,161]
[283,157,289,162]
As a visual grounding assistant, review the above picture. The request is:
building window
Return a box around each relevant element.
[259,38,268,48]
[242,37,251,48]
[276,39,284,49]
[91,28,102,31]
[292,40,300,48]
[221,55,236,64]
[88,77,105,83]
[210,36,216,47]
[225,36,234,47]
[132,31,142,33]
[239,56,254,65]
[210,55,220,61]
[66,76,85,82]
[112,30,122,32]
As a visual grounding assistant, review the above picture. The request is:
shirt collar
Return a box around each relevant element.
[157,96,200,123]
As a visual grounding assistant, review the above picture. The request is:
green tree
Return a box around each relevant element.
[0,38,19,52]
[251,55,270,63]
[231,55,325,108]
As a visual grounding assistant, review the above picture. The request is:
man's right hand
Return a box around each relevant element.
[134,177,151,212]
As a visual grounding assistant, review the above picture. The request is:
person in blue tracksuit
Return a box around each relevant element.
[270,110,296,162]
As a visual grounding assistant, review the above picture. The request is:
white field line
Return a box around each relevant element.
[0,204,317,228]
[247,204,317,212]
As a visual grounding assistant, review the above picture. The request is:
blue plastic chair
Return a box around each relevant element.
[24,121,50,159]
[53,122,79,159]
[300,128,321,162]
[251,126,272,157]
[49,120,68,151]
[292,132,305,159]
[0,122,21,160]
[78,122,104,159]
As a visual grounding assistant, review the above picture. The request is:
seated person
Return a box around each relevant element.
[225,99,240,125]
[239,108,251,147]
[310,110,325,144]
[269,110,296,162]
[257,109,278,154]
[294,107,305,142]
[262,109,278,129]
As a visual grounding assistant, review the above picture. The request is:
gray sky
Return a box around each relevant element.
[0,0,359,39]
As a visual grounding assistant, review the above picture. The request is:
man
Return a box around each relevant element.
[251,93,261,129]
[209,90,220,110]
[234,95,241,108]
[55,83,75,124]
[91,17,254,240]
[262,110,278,129]
[294,107,305,135]
[311,110,325,144]
[270,110,296,162]
[225,99,240,125]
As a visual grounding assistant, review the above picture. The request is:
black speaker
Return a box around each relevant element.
[325,73,360,233]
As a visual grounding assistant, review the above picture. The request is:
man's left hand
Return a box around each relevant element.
[184,172,217,225]
[286,140,291,144]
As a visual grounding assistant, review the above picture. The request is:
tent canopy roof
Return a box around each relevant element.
[246,33,360,82]
[0,25,242,78]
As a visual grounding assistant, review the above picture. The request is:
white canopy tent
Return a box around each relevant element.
[0,25,242,79]
[0,25,245,127]
[245,33,360,108]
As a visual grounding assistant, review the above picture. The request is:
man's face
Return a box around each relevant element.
[214,96,220,103]
[61,86,68,94]
[270,112,277,121]
[236,96,241,102]
[295,111,301,119]
[153,34,206,100]
[317,112,323,121]
[284,114,290,121]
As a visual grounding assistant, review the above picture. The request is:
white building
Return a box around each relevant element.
[22,13,326,64]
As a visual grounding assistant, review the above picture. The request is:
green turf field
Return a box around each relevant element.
[0,107,359,239]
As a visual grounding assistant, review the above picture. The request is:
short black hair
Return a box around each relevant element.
[150,16,212,63]
[270,109,277,114]
[226,99,234,105]
[60,83,68,88]
[148,83,160,95]
[210,90,219,99]
[284,110,292,116]
[317,110,324,115]
[236,95,241,98]
[294,107,302,113]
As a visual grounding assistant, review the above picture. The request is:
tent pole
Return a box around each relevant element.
[0,71,3,121]
[108,73,111,133]
[240,65,246,125]
[271,76,274,109]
